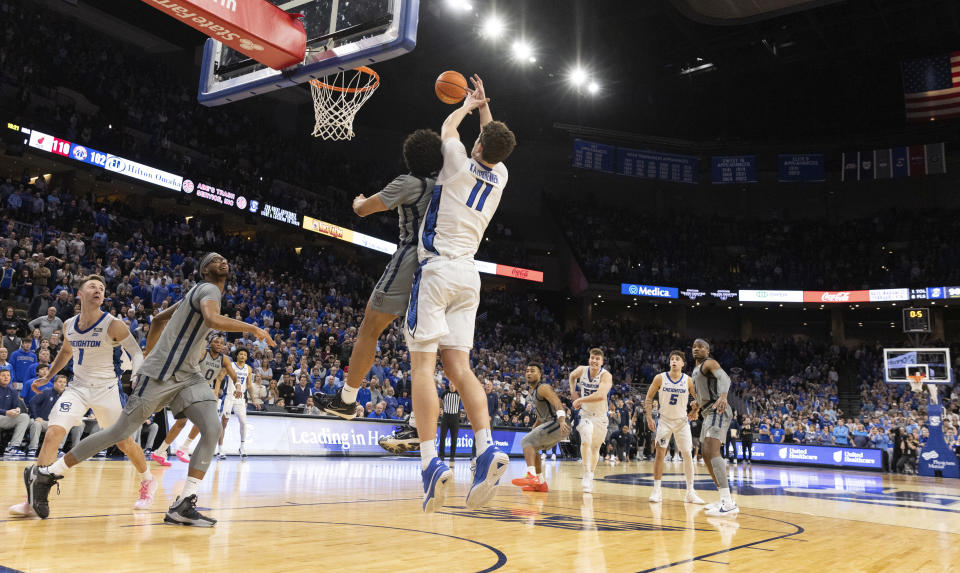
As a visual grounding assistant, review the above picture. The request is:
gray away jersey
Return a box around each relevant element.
[139,282,221,381]
[692,362,720,409]
[378,174,435,246]
[531,384,555,423]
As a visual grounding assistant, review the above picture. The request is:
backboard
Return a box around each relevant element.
[198,0,419,106]
[883,347,953,384]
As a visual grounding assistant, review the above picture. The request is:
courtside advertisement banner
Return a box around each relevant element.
[734,442,882,470]
[166,411,530,456]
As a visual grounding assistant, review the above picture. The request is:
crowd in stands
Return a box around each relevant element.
[560,197,960,290]
[0,2,957,471]
[1,175,957,473]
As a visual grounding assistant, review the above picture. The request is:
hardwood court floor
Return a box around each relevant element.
[1,455,958,572]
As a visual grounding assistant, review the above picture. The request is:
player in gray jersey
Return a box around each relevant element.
[510,363,569,492]
[691,338,739,518]
[30,253,274,527]
[314,130,441,454]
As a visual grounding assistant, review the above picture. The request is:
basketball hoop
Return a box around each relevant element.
[908,373,926,394]
[309,66,380,141]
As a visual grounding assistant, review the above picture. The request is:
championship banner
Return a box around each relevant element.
[711,155,756,184]
[777,154,825,182]
[615,147,699,184]
[572,139,615,172]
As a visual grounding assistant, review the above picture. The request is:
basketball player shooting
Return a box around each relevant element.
[691,338,739,517]
[405,74,516,512]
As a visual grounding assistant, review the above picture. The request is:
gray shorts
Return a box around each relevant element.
[521,419,570,450]
[700,405,734,442]
[367,244,419,316]
[126,371,218,421]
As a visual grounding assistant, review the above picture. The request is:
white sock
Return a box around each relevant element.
[653,479,662,489]
[420,439,437,470]
[178,476,202,501]
[720,487,732,504]
[47,458,70,475]
[158,441,171,455]
[341,384,359,404]
[139,469,152,482]
[181,436,194,449]
[474,429,493,453]
[527,465,537,476]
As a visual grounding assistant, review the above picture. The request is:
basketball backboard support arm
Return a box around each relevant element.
[141,0,305,69]
[197,0,419,107]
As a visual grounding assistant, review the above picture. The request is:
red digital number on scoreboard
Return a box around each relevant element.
[51,138,72,157]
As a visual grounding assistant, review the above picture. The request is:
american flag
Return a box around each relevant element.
[902,51,960,122]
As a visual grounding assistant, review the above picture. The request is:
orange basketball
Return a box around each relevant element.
[435,70,468,104]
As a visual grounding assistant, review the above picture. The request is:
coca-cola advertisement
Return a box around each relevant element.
[803,290,870,303]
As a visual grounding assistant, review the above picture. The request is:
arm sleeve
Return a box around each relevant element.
[437,139,467,184]
[714,366,731,395]
[118,331,144,375]
[28,317,42,329]
[377,175,419,210]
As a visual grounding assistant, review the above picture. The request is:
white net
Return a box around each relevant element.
[309,67,380,141]
[908,375,925,393]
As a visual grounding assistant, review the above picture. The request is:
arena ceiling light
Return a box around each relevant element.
[511,41,534,62]
[587,81,600,94]
[445,0,473,13]
[569,66,588,86]
[480,15,505,39]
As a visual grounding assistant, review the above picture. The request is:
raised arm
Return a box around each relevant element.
[352,194,389,217]
[469,74,493,127]
[200,299,275,347]
[440,79,490,141]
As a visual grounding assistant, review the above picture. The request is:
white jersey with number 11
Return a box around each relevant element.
[418,138,509,261]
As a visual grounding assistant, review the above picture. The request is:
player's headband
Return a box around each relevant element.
[199,252,224,278]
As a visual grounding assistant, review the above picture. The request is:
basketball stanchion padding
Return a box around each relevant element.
[309,66,380,141]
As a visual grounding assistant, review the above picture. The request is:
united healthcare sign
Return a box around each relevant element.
[734,442,882,470]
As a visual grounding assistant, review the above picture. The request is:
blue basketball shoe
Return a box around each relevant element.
[421,457,453,513]
[465,446,509,509]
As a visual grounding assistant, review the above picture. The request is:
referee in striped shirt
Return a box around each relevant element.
[439,380,462,463]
